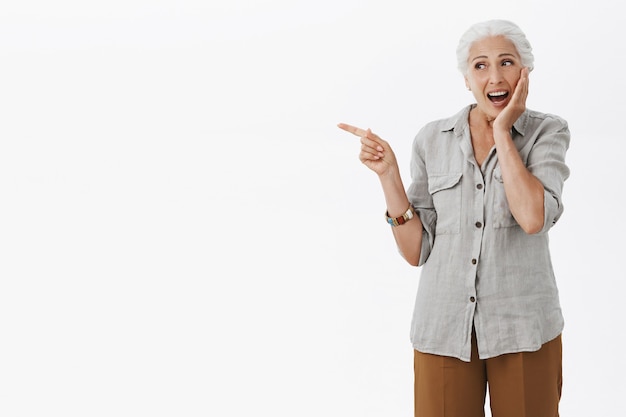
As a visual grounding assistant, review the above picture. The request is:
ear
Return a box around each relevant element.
[464,76,471,91]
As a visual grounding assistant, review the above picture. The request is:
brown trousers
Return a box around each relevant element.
[414,333,562,417]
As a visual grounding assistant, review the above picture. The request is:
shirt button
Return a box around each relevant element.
[476,184,483,190]
[470,296,476,303]
[471,258,477,265]
[475,222,482,228]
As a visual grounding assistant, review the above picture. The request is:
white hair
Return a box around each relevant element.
[456,20,534,75]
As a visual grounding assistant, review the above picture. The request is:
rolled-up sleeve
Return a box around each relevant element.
[407,129,437,266]
[525,116,571,234]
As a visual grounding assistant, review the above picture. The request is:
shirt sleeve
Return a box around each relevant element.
[406,128,436,265]
[526,115,571,234]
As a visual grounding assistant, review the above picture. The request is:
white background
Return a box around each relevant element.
[1,1,624,416]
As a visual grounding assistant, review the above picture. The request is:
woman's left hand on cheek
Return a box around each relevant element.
[494,67,529,131]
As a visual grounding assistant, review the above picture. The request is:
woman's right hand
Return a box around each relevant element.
[337,123,398,177]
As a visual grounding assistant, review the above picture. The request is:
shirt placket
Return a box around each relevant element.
[459,130,485,315]
[468,165,485,307]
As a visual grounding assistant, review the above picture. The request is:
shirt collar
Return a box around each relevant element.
[442,104,529,137]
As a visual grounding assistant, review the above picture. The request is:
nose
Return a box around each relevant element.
[488,66,505,84]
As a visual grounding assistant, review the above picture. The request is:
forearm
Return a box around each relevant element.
[379,168,423,265]
[494,128,545,234]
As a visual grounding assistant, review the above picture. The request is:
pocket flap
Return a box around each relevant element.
[428,173,462,194]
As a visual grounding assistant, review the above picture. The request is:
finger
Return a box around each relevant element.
[519,68,529,99]
[360,148,383,162]
[512,68,529,102]
[361,145,384,160]
[361,135,384,153]
[523,67,530,91]
[365,128,383,141]
[337,123,368,138]
[521,67,529,89]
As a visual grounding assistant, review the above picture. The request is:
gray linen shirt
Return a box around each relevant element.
[407,104,570,362]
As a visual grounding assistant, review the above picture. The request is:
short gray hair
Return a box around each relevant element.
[456,20,534,75]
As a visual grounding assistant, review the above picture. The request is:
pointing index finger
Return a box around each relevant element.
[337,123,368,138]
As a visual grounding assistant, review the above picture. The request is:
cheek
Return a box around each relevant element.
[468,73,487,87]
[468,79,485,94]
[505,69,521,86]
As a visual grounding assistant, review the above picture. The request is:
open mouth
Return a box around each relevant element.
[487,91,509,103]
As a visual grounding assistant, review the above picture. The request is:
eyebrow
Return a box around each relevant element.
[471,53,517,62]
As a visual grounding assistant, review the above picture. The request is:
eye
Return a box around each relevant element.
[474,62,486,70]
[501,60,514,67]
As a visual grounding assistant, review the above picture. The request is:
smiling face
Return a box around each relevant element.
[464,35,523,122]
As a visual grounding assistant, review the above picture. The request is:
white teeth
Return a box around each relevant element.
[488,91,507,97]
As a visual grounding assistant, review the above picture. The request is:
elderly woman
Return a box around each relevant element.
[338,20,569,417]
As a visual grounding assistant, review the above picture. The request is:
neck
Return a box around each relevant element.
[470,106,495,129]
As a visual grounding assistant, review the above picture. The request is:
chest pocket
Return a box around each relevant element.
[492,168,518,228]
[428,173,462,234]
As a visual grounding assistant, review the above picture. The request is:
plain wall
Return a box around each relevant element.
[0,1,623,416]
